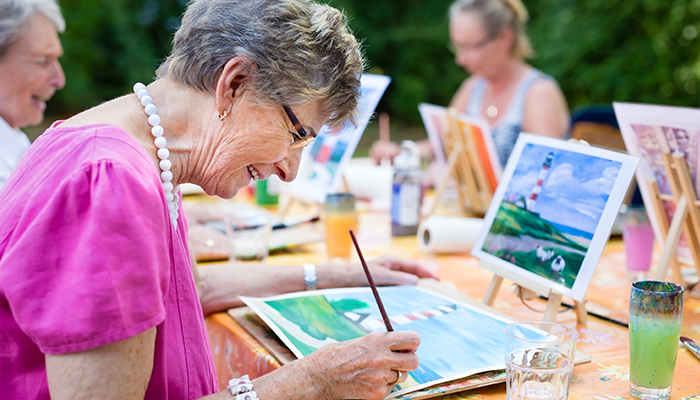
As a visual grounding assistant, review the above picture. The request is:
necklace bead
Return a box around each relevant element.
[486,104,498,119]
[148,114,161,126]
[144,104,157,116]
[133,82,179,227]
[157,148,170,160]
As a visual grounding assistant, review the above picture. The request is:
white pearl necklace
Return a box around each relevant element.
[133,82,180,227]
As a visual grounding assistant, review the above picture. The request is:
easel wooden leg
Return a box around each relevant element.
[573,300,588,325]
[429,147,461,216]
[671,153,700,279]
[278,196,297,219]
[655,196,688,281]
[483,275,503,306]
[543,291,563,324]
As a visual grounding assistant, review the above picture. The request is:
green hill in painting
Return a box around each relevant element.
[490,201,587,252]
[267,296,367,355]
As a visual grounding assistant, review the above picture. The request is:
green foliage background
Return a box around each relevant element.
[47,0,700,129]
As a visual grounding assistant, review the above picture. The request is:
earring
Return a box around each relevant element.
[217,110,228,121]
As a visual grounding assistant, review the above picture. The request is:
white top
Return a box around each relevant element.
[0,116,30,190]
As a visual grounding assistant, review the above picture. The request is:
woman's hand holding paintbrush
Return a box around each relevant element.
[349,229,421,388]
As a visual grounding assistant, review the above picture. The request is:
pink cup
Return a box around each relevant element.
[621,206,654,274]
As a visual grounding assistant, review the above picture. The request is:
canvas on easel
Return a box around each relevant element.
[471,134,639,321]
[614,102,700,288]
[283,74,391,207]
[418,103,502,216]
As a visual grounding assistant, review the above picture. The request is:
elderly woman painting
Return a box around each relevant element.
[0,0,65,189]
[0,0,420,399]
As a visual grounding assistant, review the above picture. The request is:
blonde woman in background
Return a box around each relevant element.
[371,0,569,167]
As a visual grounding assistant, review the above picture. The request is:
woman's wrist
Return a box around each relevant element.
[314,264,354,289]
[252,358,327,400]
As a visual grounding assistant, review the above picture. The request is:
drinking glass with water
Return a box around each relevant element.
[504,321,579,400]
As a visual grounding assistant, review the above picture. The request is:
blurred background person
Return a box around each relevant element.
[370,0,569,168]
[0,0,65,190]
[0,0,420,398]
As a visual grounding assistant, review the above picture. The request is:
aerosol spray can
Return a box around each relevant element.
[391,140,422,236]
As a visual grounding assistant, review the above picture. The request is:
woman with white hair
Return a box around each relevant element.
[0,0,420,399]
[371,0,569,167]
[0,0,65,189]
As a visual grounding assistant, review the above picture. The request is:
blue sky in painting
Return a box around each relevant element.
[505,144,622,234]
[322,287,526,384]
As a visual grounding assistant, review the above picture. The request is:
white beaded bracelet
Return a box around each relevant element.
[302,263,317,290]
[227,375,259,400]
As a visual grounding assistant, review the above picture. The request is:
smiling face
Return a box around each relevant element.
[449,11,510,78]
[193,91,327,199]
[0,12,65,129]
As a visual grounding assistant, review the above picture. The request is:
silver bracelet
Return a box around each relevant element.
[302,263,317,290]
[227,375,259,400]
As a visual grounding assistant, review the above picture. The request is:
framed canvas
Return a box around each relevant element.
[286,74,391,204]
[418,103,502,186]
[613,102,700,265]
[471,134,639,302]
[241,285,552,399]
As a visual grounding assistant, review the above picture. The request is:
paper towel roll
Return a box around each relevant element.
[417,216,484,254]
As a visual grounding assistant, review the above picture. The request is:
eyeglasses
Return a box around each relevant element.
[283,104,315,149]
[447,34,494,55]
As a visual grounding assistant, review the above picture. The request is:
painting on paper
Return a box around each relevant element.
[472,134,638,301]
[241,286,549,398]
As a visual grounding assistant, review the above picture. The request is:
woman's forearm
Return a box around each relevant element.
[197,263,307,314]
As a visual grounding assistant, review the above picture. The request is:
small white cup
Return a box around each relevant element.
[224,216,272,262]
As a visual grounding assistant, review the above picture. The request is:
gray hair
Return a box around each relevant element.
[449,0,533,59]
[157,0,364,128]
[0,0,65,58]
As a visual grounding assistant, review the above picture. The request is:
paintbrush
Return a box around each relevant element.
[680,336,700,361]
[349,229,394,332]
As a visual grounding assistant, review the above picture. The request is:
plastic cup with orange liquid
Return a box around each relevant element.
[325,193,358,260]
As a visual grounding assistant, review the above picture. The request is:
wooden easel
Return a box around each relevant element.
[647,152,700,288]
[429,108,494,216]
[480,263,589,325]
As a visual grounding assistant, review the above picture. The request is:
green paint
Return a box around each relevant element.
[629,314,681,389]
[484,201,587,287]
[488,201,588,252]
[267,296,366,349]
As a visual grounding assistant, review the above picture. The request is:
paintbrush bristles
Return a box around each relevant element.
[349,229,394,332]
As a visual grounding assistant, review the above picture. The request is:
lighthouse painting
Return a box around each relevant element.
[471,134,639,301]
[482,143,620,287]
[525,152,554,211]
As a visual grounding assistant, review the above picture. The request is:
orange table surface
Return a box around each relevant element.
[203,208,700,400]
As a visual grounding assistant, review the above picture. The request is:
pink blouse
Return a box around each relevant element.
[0,123,218,399]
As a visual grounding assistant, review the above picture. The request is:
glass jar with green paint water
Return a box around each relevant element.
[628,281,684,400]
